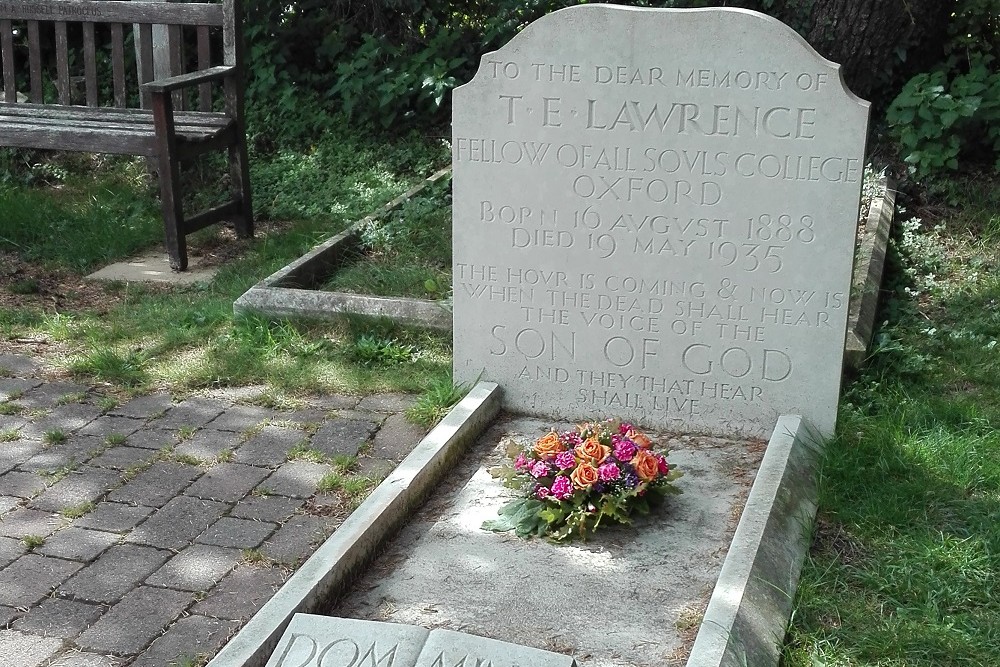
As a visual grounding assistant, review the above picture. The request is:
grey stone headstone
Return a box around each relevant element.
[416,628,576,667]
[452,5,869,438]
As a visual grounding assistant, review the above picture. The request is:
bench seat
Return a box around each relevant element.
[0,103,236,158]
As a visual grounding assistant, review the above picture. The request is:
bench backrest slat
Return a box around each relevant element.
[111,22,125,108]
[197,24,210,111]
[1,19,13,103]
[2,1,224,27]
[83,21,97,106]
[26,21,41,102]
[54,20,69,104]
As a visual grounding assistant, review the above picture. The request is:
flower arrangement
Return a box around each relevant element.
[482,419,682,541]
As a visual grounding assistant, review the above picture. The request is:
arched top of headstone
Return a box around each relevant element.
[459,4,869,111]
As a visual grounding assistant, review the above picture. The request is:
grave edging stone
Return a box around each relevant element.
[686,414,822,667]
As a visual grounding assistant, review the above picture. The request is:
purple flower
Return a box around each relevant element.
[555,451,576,470]
[598,462,621,482]
[551,476,574,500]
[536,486,551,500]
[514,453,529,471]
[530,461,550,478]
[614,439,637,462]
[622,471,640,489]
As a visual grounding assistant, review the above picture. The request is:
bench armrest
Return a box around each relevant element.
[142,65,235,95]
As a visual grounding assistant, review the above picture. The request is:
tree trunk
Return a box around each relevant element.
[769,0,953,108]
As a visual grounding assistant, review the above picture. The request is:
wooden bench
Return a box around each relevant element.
[0,0,253,271]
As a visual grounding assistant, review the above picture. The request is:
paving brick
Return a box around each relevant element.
[228,495,304,523]
[19,435,105,472]
[204,405,276,432]
[29,466,121,512]
[146,544,241,591]
[261,514,335,565]
[0,605,20,626]
[0,629,64,667]
[126,496,228,550]
[107,461,201,507]
[0,508,61,538]
[36,527,119,561]
[0,470,48,499]
[373,412,427,461]
[276,407,329,427]
[21,404,103,439]
[172,429,237,463]
[109,393,174,419]
[17,382,90,409]
[12,598,104,638]
[60,544,170,603]
[196,517,276,549]
[257,461,332,499]
[357,392,417,412]
[87,446,158,471]
[0,494,20,515]
[152,397,228,430]
[130,614,239,667]
[124,429,177,451]
[0,440,43,475]
[0,535,25,567]
[47,651,119,667]
[76,415,145,439]
[75,585,191,655]
[0,415,28,434]
[0,379,38,401]
[184,463,270,502]
[0,554,83,606]
[191,565,287,620]
[235,425,305,467]
[74,502,154,533]
[0,354,41,377]
[356,457,395,482]
[310,418,377,458]
[306,394,360,410]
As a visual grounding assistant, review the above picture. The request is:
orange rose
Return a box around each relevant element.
[575,437,611,464]
[627,429,653,449]
[633,449,660,482]
[570,462,599,489]
[533,431,565,460]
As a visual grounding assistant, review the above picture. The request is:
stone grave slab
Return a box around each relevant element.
[266,614,576,667]
[452,5,869,438]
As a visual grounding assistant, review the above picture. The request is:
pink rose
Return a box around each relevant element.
[614,440,637,463]
[656,453,670,474]
[536,486,551,500]
[514,453,529,471]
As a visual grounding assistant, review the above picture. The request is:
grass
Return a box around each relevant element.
[42,429,67,445]
[0,128,452,401]
[60,501,95,519]
[0,428,19,441]
[320,175,452,299]
[21,535,45,551]
[784,175,1000,666]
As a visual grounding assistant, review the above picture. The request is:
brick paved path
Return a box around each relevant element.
[0,354,427,667]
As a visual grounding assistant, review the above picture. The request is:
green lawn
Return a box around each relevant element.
[785,176,1000,666]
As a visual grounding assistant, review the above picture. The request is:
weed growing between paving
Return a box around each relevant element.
[784,177,1000,666]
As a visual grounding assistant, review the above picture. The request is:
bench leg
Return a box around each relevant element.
[157,154,187,271]
[229,133,253,238]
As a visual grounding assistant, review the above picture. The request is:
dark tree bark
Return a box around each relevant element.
[767,0,954,107]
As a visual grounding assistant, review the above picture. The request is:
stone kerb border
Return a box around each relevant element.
[685,415,823,667]
[233,168,452,330]
[845,174,896,368]
[206,381,502,667]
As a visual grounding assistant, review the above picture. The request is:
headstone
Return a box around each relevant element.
[452,5,869,438]
[265,614,576,667]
